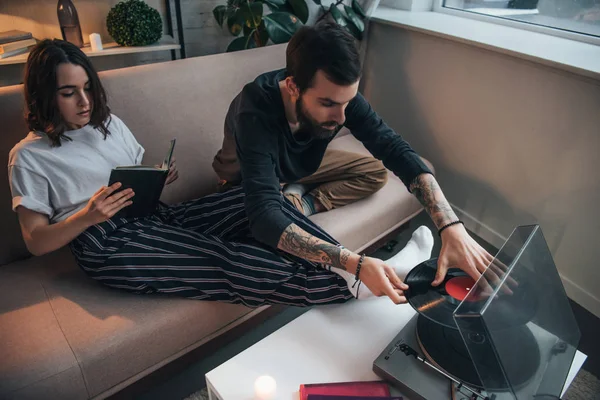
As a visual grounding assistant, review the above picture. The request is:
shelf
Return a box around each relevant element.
[0,39,181,66]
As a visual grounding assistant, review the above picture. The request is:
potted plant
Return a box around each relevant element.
[213,0,367,52]
[106,0,163,47]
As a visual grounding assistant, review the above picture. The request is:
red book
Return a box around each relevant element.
[299,381,391,400]
[307,396,402,400]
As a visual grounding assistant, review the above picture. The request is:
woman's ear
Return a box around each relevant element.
[284,76,300,99]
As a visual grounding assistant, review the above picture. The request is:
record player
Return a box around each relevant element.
[373,225,581,400]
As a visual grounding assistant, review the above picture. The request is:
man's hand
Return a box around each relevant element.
[408,173,495,287]
[359,256,409,304]
[277,224,409,304]
[433,223,494,286]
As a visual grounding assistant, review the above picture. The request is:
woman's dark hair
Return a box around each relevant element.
[24,39,111,147]
[286,21,362,93]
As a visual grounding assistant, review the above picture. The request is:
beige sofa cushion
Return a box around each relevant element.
[0,248,256,399]
[0,259,81,397]
[0,85,30,265]
[310,132,434,252]
[3,366,87,400]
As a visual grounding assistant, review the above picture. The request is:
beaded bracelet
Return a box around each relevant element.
[355,253,365,282]
[438,220,464,237]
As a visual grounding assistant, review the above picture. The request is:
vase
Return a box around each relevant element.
[57,0,84,47]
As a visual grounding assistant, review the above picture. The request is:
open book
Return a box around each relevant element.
[108,139,176,218]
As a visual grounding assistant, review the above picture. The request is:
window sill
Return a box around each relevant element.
[371,6,600,81]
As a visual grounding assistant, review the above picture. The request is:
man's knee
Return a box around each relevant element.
[363,159,388,193]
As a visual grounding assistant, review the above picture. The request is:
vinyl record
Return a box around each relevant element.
[405,258,539,330]
[404,258,480,329]
[417,315,540,392]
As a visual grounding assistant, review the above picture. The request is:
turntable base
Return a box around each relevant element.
[373,313,469,400]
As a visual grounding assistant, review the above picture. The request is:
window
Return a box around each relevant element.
[435,0,600,44]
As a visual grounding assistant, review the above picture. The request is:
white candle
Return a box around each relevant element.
[89,33,103,51]
[254,375,277,400]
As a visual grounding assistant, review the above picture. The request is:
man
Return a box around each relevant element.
[213,22,493,303]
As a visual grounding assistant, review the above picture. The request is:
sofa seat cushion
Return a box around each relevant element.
[0,260,84,398]
[310,132,434,252]
[0,248,256,399]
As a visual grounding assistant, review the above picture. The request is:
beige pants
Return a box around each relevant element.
[284,149,388,213]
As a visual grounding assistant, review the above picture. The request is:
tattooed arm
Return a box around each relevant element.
[408,173,494,287]
[277,223,358,272]
[408,173,458,229]
[277,223,409,303]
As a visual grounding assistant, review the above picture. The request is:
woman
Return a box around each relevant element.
[9,39,433,307]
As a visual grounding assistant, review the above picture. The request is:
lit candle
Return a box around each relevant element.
[254,375,277,400]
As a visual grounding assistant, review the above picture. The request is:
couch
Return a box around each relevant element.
[0,44,431,399]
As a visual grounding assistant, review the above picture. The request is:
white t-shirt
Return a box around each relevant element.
[8,114,145,223]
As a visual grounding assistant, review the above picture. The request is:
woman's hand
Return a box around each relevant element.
[165,157,178,185]
[358,256,409,304]
[80,182,135,225]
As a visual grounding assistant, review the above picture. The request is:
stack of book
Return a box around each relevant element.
[0,30,36,59]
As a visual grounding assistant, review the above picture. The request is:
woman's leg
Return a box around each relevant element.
[156,186,250,239]
[155,186,374,298]
[157,186,340,245]
[70,212,353,308]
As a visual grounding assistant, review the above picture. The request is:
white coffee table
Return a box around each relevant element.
[205,298,587,400]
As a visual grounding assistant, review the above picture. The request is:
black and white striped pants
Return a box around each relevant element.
[69,186,354,308]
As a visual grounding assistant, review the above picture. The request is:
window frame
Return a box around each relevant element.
[432,0,600,46]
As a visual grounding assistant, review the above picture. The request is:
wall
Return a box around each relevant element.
[0,0,169,46]
[361,21,600,317]
[0,0,173,86]
[0,0,378,83]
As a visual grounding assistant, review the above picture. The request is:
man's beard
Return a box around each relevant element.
[295,96,340,140]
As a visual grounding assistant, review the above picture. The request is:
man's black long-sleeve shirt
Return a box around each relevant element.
[212,69,432,248]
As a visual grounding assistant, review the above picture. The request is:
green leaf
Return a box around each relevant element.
[263,12,303,44]
[352,0,367,19]
[344,5,364,32]
[264,0,293,13]
[243,21,254,36]
[312,0,321,5]
[213,5,227,27]
[226,35,257,52]
[345,20,362,40]
[240,1,263,28]
[329,4,346,26]
[287,0,309,24]
[256,25,269,46]
[227,9,244,36]
[244,20,268,44]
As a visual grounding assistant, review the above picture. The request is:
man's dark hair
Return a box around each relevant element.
[286,21,362,93]
[24,39,111,147]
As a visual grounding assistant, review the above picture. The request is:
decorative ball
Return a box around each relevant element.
[106,0,163,47]
[254,375,277,400]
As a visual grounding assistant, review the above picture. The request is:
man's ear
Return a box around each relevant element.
[284,76,300,98]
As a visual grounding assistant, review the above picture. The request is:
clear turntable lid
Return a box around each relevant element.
[453,225,580,400]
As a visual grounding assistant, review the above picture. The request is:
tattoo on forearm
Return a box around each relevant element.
[409,174,457,228]
[278,224,351,270]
